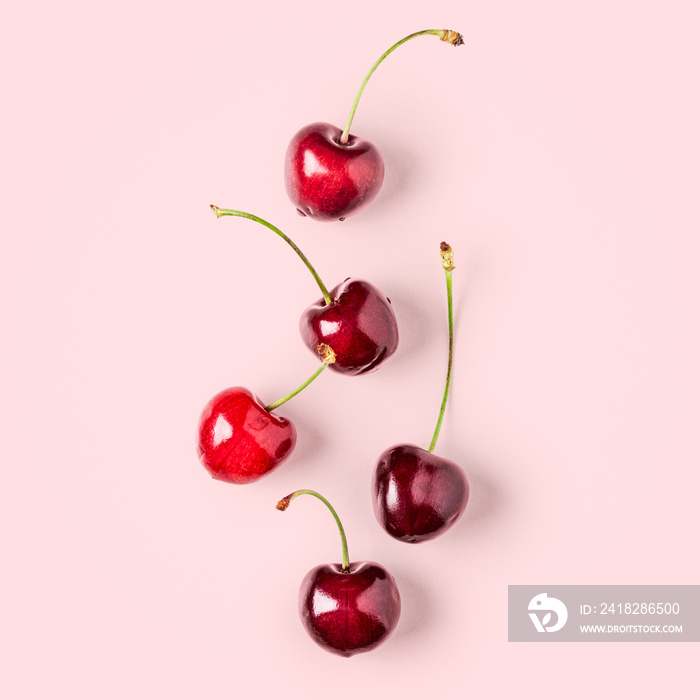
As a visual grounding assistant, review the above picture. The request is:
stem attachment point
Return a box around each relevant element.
[440,241,455,271]
[317,343,336,365]
[439,29,464,46]
[276,496,291,511]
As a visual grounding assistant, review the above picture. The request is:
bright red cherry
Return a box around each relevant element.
[211,208,398,375]
[372,243,469,541]
[277,490,401,657]
[197,387,295,484]
[197,346,335,484]
[284,29,464,222]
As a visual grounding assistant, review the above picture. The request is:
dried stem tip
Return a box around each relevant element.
[317,343,336,365]
[210,204,222,217]
[440,242,455,271]
[276,496,292,511]
[440,30,464,47]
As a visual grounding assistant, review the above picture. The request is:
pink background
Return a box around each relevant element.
[2,0,698,697]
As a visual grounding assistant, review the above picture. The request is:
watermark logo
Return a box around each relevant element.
[528,593,568,632]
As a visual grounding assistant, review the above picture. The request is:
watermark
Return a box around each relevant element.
[509,585,700,642]
[528,592,568,632]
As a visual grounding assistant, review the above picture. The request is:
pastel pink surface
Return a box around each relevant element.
[2,1,700,699]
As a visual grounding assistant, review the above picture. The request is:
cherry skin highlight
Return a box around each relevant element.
[300,278,398,376]
[285,122,384,222]
[299,561,401,657]
[372,444,469,543]
[197,387,296,484]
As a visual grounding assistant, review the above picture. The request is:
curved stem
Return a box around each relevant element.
[429,242,455,453]
[211,206,332,305]
[265,344,336,412]
[340,28,464,145]
[265,364,327,412]
[276,490,350,572]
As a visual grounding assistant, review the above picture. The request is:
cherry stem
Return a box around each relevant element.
[265,344,336,411]
[340,28,464,145]
[429,242,455,453]
[211,206,333,305]
[276,490,350,572]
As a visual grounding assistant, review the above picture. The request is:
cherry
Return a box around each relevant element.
[284,29,464,222]
[285,122,384,222]
[277,490,401,657]
[372,243,469,541]
[211,207,398,375]
[197,346,335,484]
[197,388,295,484]
[300,278,398,376]
[373,445,469,543]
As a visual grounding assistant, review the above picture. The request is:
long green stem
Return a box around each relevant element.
[429,242,455,453]
[211,206,332,305]
[265,345,336,411]
[276,490,350,572]
[340,28,464,145]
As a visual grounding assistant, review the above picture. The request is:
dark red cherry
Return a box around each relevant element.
[284,122,384,222]
[197,387,296,484]
[211,209,399,376]
[299,561,401,657]
[300,278,398,375]
[277,489,401,657]
[283,30,463,222]
[372,443,469,543]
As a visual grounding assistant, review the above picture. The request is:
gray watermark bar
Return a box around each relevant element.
[508,585,700,642]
